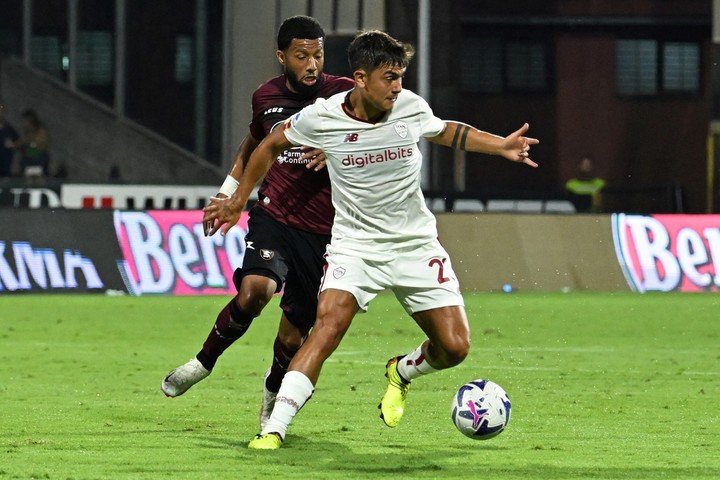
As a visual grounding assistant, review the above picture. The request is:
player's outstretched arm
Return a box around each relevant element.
[428,121,539,168]
[203,133,261,235]
[203,127,294,236]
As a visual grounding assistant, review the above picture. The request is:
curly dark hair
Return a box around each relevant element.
[277,16,324,51]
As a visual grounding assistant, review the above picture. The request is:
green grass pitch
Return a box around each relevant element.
[1,292,718,479]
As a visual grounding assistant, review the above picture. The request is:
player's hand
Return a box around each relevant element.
[501,123,539,168]
[302,147,327,171]
[203,195,244,237]
[203,193,228,236]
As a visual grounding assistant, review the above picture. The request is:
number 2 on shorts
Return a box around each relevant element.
[428,257,450,284]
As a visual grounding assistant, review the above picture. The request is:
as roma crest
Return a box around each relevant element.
[394,121,408,138]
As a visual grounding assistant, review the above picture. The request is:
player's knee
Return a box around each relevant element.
[236,283,274,316]
[277,327,306,352]
[441,335,470,367]
[310,292,356,352]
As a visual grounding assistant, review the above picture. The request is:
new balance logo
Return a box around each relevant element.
[344,133,359,143]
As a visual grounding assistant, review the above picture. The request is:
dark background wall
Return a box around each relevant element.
[125,1,195,151]
[388,0,712,212]
[2,0,713,212]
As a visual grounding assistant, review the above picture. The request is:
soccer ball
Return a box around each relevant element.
[450,379,511,440]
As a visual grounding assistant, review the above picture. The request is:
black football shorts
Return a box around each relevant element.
[233,207,330,330]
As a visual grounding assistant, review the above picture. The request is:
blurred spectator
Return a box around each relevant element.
[0,104,20,177]
[54,163,69,179]
[15,109,51,178]
[566,157,605,213]
[108,164,124,183]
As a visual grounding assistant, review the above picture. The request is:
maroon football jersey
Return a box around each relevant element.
[249,73,353,235]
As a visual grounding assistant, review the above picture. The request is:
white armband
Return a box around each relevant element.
[218,175,239,197]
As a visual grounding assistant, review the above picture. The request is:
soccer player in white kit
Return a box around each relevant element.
[204,30,539,449]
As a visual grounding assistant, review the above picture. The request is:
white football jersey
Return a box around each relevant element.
[284,88,445,261]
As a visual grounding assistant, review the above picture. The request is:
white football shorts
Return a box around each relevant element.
[320,239,465,314]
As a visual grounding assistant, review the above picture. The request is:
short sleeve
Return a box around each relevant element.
[416,96,445,138]
[248,118,265,141]
[283,102,324,149]
[248,89,267,141]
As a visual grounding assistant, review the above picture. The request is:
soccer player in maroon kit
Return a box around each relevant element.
[161,16,353,429]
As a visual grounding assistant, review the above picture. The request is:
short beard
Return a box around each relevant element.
[284,66,321,97]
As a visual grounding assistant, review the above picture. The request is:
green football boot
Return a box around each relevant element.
[248,433,283,450]
[378,356,411,427]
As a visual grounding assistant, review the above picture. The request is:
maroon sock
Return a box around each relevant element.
[264,336,298,393]
[196,297,254,371]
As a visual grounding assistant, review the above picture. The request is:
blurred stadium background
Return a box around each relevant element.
[1,0,720,296]
[1,0,719,211]
[1,3,719,478]
[2,0,720,294]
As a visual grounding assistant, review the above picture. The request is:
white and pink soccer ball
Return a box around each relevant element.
[451,379,512,440]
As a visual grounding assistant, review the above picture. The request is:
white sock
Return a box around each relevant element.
[260,370,314,439]
[396,342,439,382]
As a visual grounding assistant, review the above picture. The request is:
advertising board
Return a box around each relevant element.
[0,210,126,293]
[612,213,720,292]
[113,210,250,295]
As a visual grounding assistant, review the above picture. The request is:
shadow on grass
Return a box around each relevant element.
[198,433,508,477]
[196,434,720,479]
